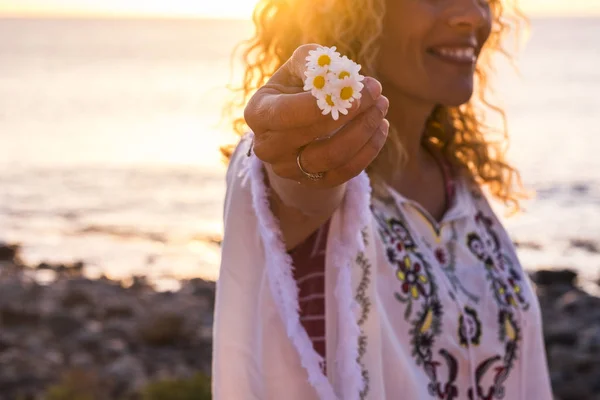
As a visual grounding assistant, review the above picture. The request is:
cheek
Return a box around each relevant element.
[478,7,493,45]
[377,21,427,81]
[377,1,438,83]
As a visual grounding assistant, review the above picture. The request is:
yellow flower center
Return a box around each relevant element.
[339,71,350,79]
[340,86,354,101]
[313,75,326,90]
[326,95,335,107]
[318,54,331,67]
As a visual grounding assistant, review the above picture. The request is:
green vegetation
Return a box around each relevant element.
[45,371,212,400]
[141,373,212,400]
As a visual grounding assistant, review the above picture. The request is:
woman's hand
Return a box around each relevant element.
[244,44,389,189]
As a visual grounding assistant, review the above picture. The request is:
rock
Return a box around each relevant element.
[549,345,593,373]
[24,335,47,354]
[536,283,575,303]
[570,238,599,254]
[545,324,579,348]
[137,311,186,346]
[181,278,216,308]
[44,350,65,366]
[531,269,578,287]
[0,243,20,262]
[103,300,135,320]
[0,308,40,328]
[69,352,95,368]
[579,325,600,354]
[37,261,84,276]
[36,262,53,271]
[513,240,543,251]
[103,319,136,344]
[554,378,594,400]
[46,312,84,337]
[556,290,600,316]
[102,338,129,360]
[0,332,16,353]
[61,288,94,309]
[105,355,148,394]
[129,275,154,293]
[74,329,102,353]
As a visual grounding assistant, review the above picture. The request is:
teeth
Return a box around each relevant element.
[436,47,476,61]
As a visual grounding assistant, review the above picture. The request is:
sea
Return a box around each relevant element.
[1,17,599,292]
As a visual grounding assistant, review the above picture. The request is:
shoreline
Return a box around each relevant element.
[0,242,599,399]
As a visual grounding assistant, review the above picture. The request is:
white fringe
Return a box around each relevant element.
[248,154,337,400]
[333,172,372,400]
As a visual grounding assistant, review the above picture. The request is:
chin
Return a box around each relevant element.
[436,87,474,107]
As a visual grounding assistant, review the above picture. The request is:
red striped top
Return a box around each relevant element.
[289,220,330,361]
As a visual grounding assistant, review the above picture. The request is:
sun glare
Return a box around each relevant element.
[0,0,259,19]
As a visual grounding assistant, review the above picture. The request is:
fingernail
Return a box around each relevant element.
[376,96,389,114]
[367,78,382,100]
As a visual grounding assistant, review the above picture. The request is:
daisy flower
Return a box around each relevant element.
[303,45,366,120]
[329,74,364,103]
[316,92,351,121]
[305,46,341,69]
[330,56,364,82]
[303,66,333,97]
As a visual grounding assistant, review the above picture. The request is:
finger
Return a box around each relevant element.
[244,90,321,133]
[323,118,389,187]
[253,80,385,163]
[269,43,321,87]
[299,96,389,172]
[271,118,389,185]
[244,44,321,132]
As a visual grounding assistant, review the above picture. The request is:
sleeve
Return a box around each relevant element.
[212,134,266,399]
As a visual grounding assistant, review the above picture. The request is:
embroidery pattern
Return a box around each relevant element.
[472,211,530,311]
[374,210,460,399]
[467,310,521,400]
[433,223,480,304]
[465,210,529,399]
[459,306,482,347]
[355,229,372,399]
[372,196,530,399]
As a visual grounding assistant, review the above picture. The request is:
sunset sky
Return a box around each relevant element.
[0,0,599,18]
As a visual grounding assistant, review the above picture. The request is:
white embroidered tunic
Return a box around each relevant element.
[212,135,553,400]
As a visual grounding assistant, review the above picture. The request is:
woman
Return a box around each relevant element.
[213,0,553,398]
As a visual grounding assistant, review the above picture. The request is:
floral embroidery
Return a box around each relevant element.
[459,306,482,347]
[467,310,520,400]
[373,197,529,399]
[464,210,529,399]
[466,233,495,269]
[397,255,430,299]
[472,211,529,311]
[375,210,459,399]
[435,247,447,264]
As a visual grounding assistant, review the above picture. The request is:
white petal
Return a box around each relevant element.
[331,108,339,120]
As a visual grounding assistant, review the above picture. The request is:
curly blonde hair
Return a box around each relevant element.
[222,0,528,210]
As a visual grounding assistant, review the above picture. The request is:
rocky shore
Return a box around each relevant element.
[0,242,599,399]
[534,269,600,400]
[0,243,214,399]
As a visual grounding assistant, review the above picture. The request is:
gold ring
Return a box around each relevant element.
[296,147,325,181]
